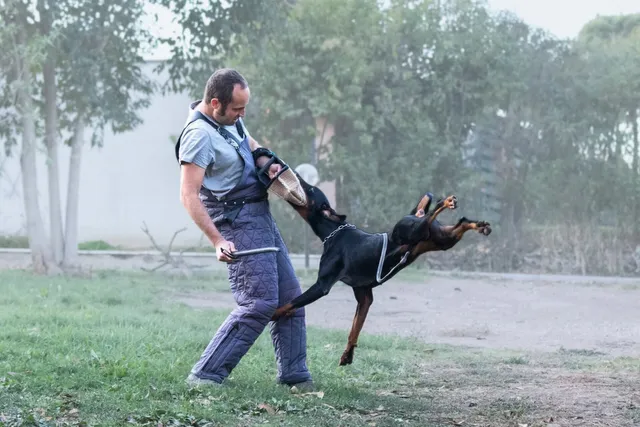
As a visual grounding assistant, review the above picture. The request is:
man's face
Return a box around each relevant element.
[212,84,250,125]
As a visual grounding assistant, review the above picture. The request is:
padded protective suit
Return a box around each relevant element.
[177,110,311,385]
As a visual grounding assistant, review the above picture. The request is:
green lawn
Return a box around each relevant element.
[0,269,437,426]
[1,269,639,427]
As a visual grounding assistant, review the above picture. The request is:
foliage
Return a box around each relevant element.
[54,0,156,146]
[149,0,288,98]
[213,0,640,273]
[1,0,632,274]
[0,0,156,273]
[0,0,154,152]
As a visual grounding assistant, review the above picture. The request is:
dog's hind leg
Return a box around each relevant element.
[411,193,433,217]
[339,287,374,366]
[447,217,492,239]
[426,195,458,224]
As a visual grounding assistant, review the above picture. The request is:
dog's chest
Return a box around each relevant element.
[338,233,390,287]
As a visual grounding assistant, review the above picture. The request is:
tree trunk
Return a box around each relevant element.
[63,116,85,268]
[632,108,639,240]
[499,103,521,271]
[15,26,60,275]
[43,51,65,265]
[19,100,52,274]
[314,116,337,208]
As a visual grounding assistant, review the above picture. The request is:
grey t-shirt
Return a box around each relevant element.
[178,101,250,199]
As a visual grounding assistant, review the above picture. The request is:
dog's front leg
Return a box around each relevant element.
[271,260,342,321]
[271,278,336,321]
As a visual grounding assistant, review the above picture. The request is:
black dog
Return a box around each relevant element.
[271,174,492,365]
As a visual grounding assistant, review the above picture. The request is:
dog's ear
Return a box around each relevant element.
[334,213,347,222]
[321,205,347,223]
[324,211,347,223]
[331,207,348,222]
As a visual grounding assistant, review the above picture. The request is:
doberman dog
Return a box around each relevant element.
[271,174,492,366]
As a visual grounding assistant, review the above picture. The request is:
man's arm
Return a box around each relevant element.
[180,162,236,262]
[179,163,222,246]
[248,135,262,152]
[249,135,282,178]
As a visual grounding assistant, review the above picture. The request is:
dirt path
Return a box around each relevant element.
[175,272,640,426]
[176,273,640,357]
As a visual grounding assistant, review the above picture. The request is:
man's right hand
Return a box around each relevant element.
[215,239,237,263]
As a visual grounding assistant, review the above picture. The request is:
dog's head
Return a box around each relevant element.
[293,172,347,224]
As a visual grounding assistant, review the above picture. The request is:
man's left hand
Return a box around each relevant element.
[268,163,282,179]
[254,152,282,179]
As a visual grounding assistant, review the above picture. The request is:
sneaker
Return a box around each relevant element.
[288,379,315,394]
[186,373,223,388]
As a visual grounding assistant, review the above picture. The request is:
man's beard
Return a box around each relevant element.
[216,104,236,125]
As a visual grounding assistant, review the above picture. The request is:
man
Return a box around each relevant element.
[176,68,314,391]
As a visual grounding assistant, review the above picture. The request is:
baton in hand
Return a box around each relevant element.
[220,247,280,260]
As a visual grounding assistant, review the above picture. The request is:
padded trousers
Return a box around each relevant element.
[190,201,312,384]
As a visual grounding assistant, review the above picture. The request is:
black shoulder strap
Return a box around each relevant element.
[235,118,245,139]
[174,116,202,163]
[174,112,247,164]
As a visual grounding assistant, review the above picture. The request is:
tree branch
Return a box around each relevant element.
[140,221,196,278]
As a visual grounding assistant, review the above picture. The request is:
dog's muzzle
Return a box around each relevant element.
[254,149,307,207]
[256,159,306,206]
[267,167,307,206]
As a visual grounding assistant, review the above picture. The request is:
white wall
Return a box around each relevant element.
[0,62,207,249]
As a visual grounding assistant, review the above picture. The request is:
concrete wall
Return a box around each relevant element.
[0,62,205,248]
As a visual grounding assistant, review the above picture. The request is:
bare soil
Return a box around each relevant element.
[176,273,640,357]
[175,272,640,426]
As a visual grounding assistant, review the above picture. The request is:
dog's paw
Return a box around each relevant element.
[444,195,457,210]
[339,347,355,366]
[477,222,491,236]
[271,304,295,321]
[270,313,282,322]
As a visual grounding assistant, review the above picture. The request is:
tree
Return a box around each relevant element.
[54,0,155,267]
[150,0,288,98]
[0,0,154,273]
[155,0,640,274]
[0,0,58,273]
[237,0,540,233]
[232,0,445,232]
[575,14,640,235]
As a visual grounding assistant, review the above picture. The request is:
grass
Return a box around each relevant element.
[77,241,120,251]
[0,238,120,251]
[1,269,639,427]
[0,236,29,249]
[0,269,436,426]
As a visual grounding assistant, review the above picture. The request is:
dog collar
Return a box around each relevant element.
[322,223,356,245]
